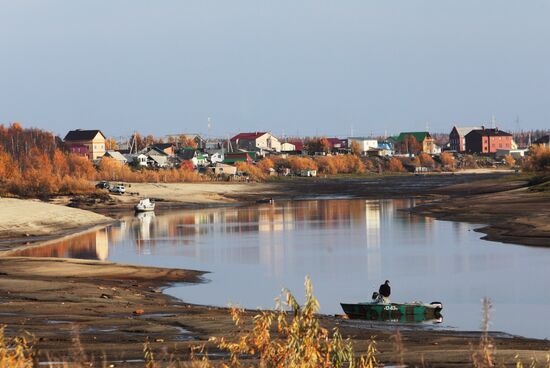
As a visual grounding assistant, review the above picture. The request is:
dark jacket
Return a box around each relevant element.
[379,283,391,298]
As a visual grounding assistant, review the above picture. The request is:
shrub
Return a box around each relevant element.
[504,154,516,167]
[523,145,550,172]
[418,152,435,168]
[440,152,455,168]
[387,158,405,172]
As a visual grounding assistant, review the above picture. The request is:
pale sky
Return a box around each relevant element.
[1,1,549,138]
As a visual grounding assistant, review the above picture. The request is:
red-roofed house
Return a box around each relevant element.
[326,138,348,150]
[230,132,281,152]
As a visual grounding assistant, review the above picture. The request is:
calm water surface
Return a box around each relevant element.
[18,199,550,339]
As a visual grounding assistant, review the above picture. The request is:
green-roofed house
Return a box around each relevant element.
[222,152,253,165]
[390,131,435,154]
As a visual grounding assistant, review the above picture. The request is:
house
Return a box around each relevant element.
[377,142,394,156]
[348,137,378,155]
[534,135,550,148]
[223,152,253,164]
[495,149,528,160]
[147,153,169,168]
[449,126,482,152]
[64,129,106,160]
[299,169,317,177]
[125,153,148,167]
[230,132,281,152]
[152,143,176,156]
[208,151,225,164]
[178,148,207,167]
[391,132,435,154]
[465,127,513,154]
[212,163,237,176]
[326,138,348,151]
[281,142,296,152]
[103,150,128,164]
[287,140,305,153]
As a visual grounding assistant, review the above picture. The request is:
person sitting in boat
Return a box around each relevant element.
[376,280,391,303]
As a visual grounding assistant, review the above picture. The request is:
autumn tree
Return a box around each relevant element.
[257,157,275,172]
[418,152,435,168]
[350,140,362,156]
[105,137,118,150]
[397,135,421,156]
[305,137,330,154]
[387,157,405,172]
[178,135,198,149]
[504,154,516,167]
[523,145,550,171]
[440,152,455,168]
[129,132,145,152]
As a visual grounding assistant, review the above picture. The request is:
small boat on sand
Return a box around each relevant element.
[341,301,442,321]
[135,198,155,212]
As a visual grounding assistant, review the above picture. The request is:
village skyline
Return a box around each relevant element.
[2,1,549,136]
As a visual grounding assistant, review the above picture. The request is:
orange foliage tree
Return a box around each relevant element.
[418,153,435,168]
[504,154,516,167]
[440,152,455,168]
[387,157,405,172]
[523,145,550,171]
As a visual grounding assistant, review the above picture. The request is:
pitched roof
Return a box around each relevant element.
[230,132,268,141]
[453,126,482,137]
[64,129,105,141]
[152,143,174,150]
[394,132,432,142]
[104,150,127,162]
[534,135,550,144]
[466,128,513,137]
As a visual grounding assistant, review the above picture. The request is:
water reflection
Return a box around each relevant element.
[16,199,422,263]
[13,199,550,339]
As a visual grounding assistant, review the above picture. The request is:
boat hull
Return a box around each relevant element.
[341,302,442,321]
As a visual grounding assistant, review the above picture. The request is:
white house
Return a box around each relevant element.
[281,142,296,152]
[209,151,225,164]
[348,137,378,154]
[124,153,148,167]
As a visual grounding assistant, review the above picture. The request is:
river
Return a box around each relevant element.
[16,198,550,339]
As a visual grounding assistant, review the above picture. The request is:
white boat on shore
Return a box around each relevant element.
[134,198,155,212]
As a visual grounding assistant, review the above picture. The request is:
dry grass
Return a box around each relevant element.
[2,288,550,367]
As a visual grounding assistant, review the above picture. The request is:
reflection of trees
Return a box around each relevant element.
[14,229,109,260]
[15,199,438,264]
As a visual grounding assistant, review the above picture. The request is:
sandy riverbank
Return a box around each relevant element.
[0,198,114,253]
[1,257,549,367]
[2,172,550,366]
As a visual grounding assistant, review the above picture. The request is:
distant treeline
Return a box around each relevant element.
[0,123,202,198]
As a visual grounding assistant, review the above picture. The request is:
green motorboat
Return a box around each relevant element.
[340,301,443,322]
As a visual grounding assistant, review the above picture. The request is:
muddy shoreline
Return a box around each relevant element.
[2,172,550,366]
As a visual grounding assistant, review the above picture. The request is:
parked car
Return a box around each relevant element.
[95,181,110,189]
[109,184,126,194]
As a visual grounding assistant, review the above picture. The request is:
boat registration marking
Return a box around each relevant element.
[384,306,398,311]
